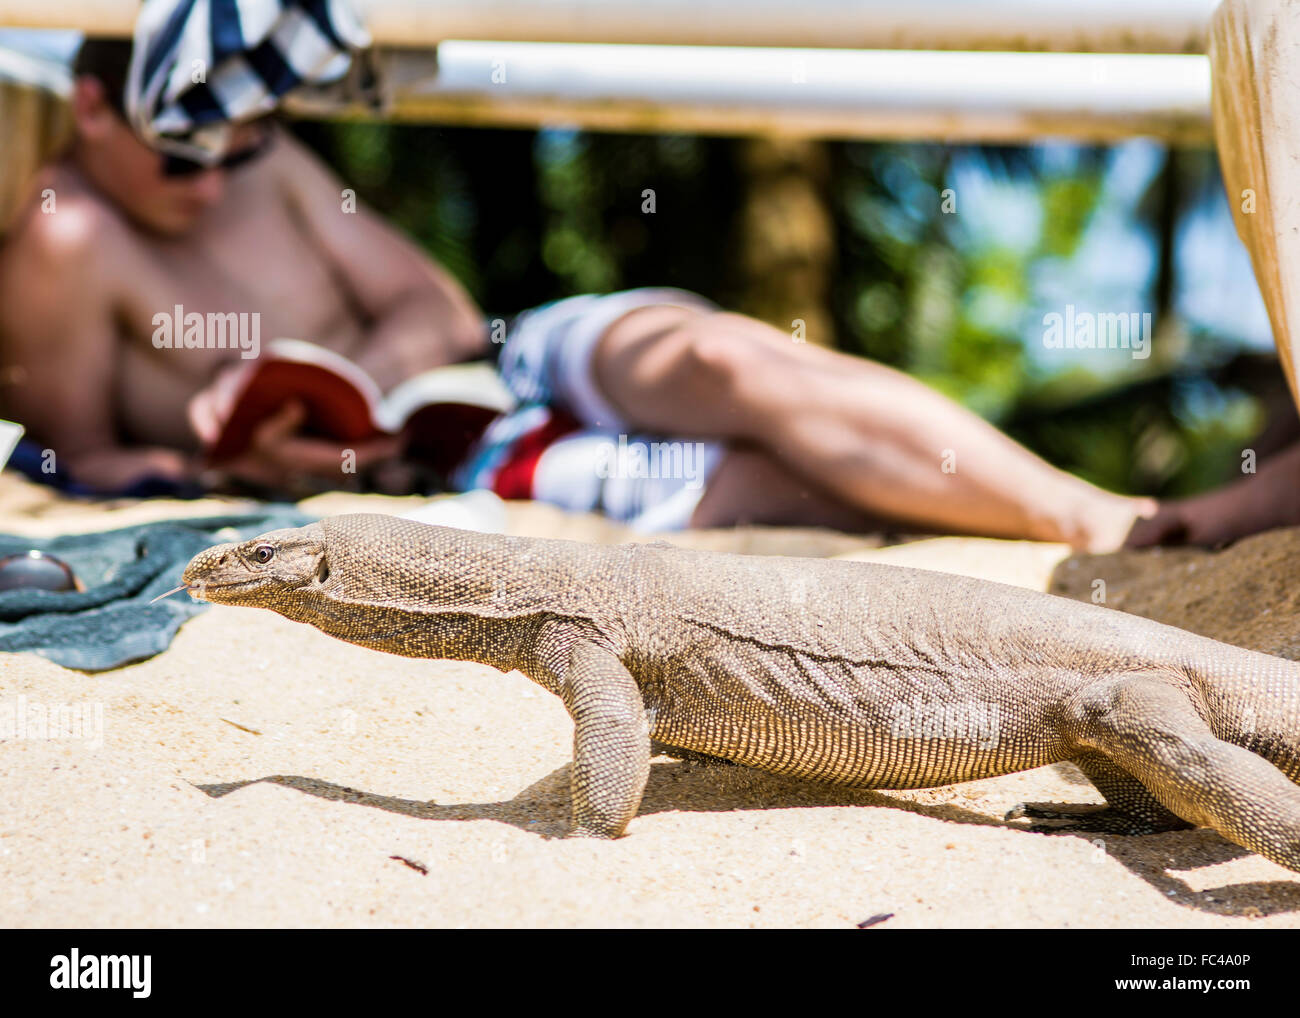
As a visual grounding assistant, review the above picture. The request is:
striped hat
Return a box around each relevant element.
[126,0,373,163]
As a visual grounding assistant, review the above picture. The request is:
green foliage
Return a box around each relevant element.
[833,144,1108,422]
[291,120,740,314]
[832,141,1262,496]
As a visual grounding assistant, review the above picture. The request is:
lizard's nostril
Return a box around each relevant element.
[218,555,228,565]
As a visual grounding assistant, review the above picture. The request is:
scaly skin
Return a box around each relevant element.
[181,514,1300,869]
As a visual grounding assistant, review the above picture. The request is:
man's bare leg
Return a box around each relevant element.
[593,306,1155,550]
[1127,439,1300,547]
[690,445,890,531]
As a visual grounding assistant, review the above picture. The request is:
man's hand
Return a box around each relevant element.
[189,369,401,494]
[210,401,401,492]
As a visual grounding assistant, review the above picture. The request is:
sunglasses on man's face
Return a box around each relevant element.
[160,130,272,178]
[109,102,273,179]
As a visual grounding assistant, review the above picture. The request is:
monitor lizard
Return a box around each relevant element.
[178,513,1300,871]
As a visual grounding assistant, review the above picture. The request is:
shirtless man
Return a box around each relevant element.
[0,39,484,495]
[0,39,1158,549]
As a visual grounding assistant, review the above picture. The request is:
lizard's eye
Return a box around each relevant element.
[252,544,275,564]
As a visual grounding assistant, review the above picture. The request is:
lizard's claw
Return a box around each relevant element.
[1006,801,1192,836]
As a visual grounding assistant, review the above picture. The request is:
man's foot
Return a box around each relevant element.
[1052,493,1158,553]
[1126,440,1300,548]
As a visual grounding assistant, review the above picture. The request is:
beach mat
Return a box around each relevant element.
[0,509,311,671]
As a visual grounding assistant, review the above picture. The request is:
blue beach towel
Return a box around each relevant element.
[0,509,311,671]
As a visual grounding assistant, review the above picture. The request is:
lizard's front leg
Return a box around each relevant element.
[560,640,651,838]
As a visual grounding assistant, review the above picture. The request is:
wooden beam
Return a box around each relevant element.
[0,0,1219,53]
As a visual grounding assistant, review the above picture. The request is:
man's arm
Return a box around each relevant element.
[272,131,488,391]
[0,198,190,491]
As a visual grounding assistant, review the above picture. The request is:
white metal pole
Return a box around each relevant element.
[353,44,1212,143]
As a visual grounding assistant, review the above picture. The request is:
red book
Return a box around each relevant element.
[206,339,515,476]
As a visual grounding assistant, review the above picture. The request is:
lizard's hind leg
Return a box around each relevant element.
[1007,752,1193,835]
[1066,675,1300,872]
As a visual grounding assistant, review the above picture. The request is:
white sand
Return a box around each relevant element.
[2,474,1297,928]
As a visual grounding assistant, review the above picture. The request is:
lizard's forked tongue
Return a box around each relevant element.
[150,584,190,604]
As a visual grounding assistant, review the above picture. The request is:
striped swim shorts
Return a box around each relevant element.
[451,288,726,531]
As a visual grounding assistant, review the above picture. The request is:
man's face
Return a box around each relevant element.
[70,76,264,235]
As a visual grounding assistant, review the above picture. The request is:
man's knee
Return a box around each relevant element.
[594,307,805,433]
[677,312,793,389]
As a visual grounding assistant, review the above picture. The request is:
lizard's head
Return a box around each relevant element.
[182,522,330,608]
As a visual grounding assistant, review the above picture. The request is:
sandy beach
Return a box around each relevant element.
[2,472,1299,929]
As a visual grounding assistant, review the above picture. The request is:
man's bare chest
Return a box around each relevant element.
[119,187,364,368]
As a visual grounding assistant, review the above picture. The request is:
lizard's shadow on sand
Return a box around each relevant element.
[197,758,1300,918]
[1011,764,1300,917]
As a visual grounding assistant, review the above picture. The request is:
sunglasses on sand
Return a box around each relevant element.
[0,551,83,593]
